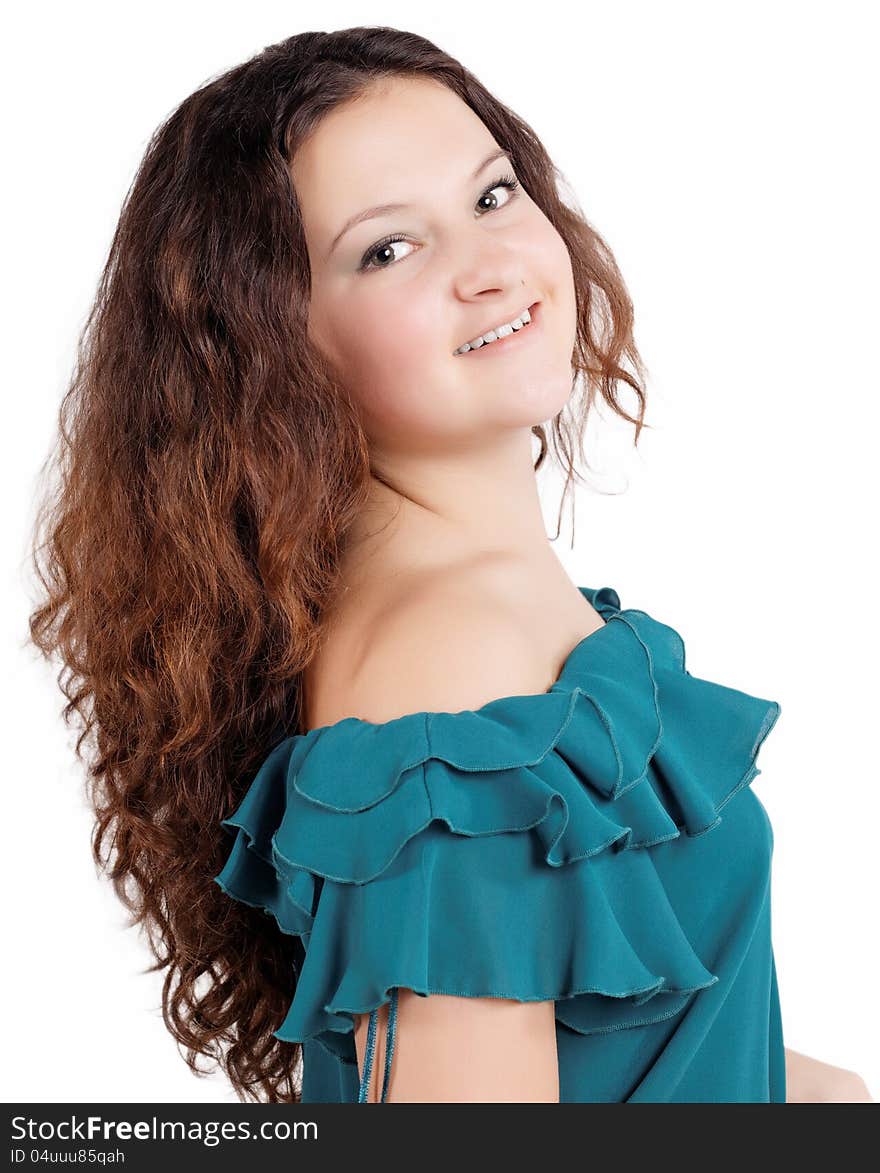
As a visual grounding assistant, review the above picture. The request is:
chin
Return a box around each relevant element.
[505,371,574,425]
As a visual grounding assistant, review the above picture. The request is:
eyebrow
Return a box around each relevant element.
[326,147,512,259]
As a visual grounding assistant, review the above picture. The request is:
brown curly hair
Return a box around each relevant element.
[26,25,649,1103]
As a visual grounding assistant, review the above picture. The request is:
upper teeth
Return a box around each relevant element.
[454,305,532,354]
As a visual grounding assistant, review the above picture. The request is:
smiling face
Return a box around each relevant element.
[290,75,577,457]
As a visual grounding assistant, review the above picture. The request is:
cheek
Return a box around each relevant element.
[529,219,577,353]
[323,291,456,432]
[535,219,575,300]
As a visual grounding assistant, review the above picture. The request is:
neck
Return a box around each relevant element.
[340,427,559,587]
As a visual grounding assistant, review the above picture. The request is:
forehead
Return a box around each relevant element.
[290,76,498,247]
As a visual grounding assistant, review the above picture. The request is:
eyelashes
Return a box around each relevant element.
[357,172,521,273]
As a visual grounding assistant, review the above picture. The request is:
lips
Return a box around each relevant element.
[453,300,543,358]
[454,300,539,354]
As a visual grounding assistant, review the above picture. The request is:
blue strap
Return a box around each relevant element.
[357,988,399,1102]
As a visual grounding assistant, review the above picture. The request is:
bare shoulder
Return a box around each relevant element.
[329,568,551,726]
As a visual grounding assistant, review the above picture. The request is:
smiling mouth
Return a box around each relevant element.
[453,301,542,356]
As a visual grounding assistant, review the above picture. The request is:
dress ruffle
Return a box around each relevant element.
[214,585,781,1058]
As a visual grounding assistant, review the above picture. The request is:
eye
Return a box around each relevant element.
[475,173,520,215]
[358,172,521,273]
[358,234,414,273]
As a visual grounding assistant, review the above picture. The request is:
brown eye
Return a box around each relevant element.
[476,176,520,214]
[358,173,520,274]
[359,235,412,272]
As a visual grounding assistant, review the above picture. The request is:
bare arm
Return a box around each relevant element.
[354,991,560,1103]
[784,1047,874,1102]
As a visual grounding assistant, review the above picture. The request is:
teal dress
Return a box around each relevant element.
[214,585,786,1103]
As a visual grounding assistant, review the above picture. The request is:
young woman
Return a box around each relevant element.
[28,26,872,1104]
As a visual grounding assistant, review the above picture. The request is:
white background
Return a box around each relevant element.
[3,0,877,1101]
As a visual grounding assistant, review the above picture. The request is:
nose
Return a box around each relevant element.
[451,232,528,302]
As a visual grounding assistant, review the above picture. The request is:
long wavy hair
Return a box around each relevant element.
[26,26,649,1103]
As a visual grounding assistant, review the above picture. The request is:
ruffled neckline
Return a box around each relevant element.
[215,582,782,1053]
